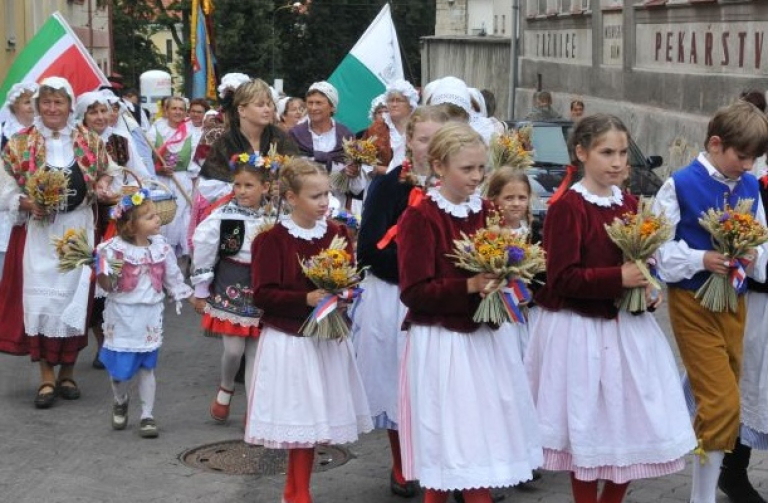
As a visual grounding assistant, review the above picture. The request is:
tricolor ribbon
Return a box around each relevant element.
[310,287,363,323]
[95,251,110,276]
[728,257,751,290]
[500,279,532,324]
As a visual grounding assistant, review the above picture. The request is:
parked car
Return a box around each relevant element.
[504,120,664,219]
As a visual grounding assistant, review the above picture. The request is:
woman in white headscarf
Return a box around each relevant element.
[361,80,419,180]
[0,77,113,408]
[0,82,38,282]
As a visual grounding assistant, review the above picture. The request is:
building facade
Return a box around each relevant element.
[519,0,768,173]
[1,0,112,82]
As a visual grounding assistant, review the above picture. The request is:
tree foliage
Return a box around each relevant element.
[112,0,167,89]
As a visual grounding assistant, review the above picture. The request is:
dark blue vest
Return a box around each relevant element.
[669,159,759,292]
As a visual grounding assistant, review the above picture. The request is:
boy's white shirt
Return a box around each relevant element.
[652,152,768,283]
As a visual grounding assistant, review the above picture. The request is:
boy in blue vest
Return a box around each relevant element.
[653,101,768,503]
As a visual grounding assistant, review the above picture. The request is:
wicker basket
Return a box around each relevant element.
[120,169,178,225]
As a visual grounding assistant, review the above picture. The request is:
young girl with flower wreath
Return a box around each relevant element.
[95,191,192,438]
[246,157,372,503]
[397,122,542,503]
[352,105,449,498]
[191,152,273,423]
[525,114,695,503]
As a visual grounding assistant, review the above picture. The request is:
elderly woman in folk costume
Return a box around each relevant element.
[148,96,198,265]
[276,96,307,134]
[76,91,151,369]
[0,83,38,279]
[0,77,113,408]
[361,80,418,181]
[289,81,363,213]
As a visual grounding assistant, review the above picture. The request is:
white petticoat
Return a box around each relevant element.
[740,292,768,435]
[159,171,193,256]
[245,327,373,449]
[399,324,543,490]
[24,204,94,338]
[352,274,408,429]
[524,309,696,482]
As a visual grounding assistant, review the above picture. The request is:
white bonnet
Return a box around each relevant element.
[429,76,472,115]
[307,81,339,109]
[34,77,76,113]
[469,88,487,118]
[385,79,419,110]
[368,94,387,121]
[217,73,251,98]
[75,91,111,120]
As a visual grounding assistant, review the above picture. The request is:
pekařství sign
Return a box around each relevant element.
[524,29,592,65]
[636,22,768,76]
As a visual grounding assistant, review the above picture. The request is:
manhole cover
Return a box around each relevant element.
[180,440,351,475]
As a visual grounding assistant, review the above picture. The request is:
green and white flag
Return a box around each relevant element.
[0,12,108,114]
[328,3,404,133]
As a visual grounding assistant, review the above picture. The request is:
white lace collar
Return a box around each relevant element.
[570,181,623,208]
[280,216,328,241]
[33,115,75,139]
[428,188,483,218]
[108,235,172,264]
[1,114,29,140]
[510,221,529,237]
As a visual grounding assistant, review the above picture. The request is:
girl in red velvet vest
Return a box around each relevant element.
[525,114,695,503]
[397,123,542,503]
[245,158,372,503]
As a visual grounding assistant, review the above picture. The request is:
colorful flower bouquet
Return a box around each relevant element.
[604,198,673,314]
[52,228,123,276]
[447,212,546,324]
[331,137,378,192]
[695,198,768,312]
[489,126,534,171]
[26,168,70,219]
[299,235,365,339]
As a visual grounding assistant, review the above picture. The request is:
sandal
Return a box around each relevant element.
[210,386,234,423]
[57,377,81,400]
[34,382,57,409]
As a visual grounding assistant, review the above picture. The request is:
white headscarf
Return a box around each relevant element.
[277,96,291,120]
[34,76,76,114]
[217,73,251,98]
[385,79,419,110]
[75,91,111,121]
[429,76,472,115]
[307,81,339,108]
[0,82,38,137]
[368,94,387,121]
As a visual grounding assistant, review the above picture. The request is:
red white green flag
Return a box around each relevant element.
[0,11,109,109]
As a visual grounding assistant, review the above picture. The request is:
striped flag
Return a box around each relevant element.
[328,3,404,133]
[191,0,217,100]
[0,12,109,113]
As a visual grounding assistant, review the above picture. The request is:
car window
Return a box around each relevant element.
[530,126,571,165]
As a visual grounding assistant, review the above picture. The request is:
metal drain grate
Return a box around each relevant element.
[180,440,351,476]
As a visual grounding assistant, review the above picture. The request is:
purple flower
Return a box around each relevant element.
[506,246,525,265]
[719,212,731,223]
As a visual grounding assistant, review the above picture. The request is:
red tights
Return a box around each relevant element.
[423,488,492,503]
[284,448,314,503]
[570,473,630,503]
[388,429,406,485]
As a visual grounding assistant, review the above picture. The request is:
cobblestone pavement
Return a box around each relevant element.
[0,300,765,502]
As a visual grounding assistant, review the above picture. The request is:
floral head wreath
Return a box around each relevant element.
[229,150,286,177]
[110,188,151,220]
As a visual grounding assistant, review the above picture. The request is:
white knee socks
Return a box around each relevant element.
[690,450,724,503]
[221,336,246,391]
[137,368,156,420]
[111,379,130,405]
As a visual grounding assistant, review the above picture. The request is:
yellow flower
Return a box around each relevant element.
[239,153,250,163]
[131,192,144,205]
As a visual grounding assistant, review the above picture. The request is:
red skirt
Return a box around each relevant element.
[28,334,88,365]
[0,226,28,356]
[202,313,260,338]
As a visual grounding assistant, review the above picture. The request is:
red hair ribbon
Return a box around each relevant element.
[376,187,425,250]
[548,164,578,206]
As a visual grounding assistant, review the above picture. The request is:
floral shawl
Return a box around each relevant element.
[2,124,110,195]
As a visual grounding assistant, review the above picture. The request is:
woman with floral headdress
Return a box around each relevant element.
[0,77,114,408]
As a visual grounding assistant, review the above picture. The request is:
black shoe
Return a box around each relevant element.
[718,440,767,503]
[34,382,57,409]
[56,378,81,400]
[389,471,419,498]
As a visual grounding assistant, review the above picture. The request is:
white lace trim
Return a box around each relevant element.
[168,282,193,303]
[427,188,482,218]
[102,236,173,264]
[570,181,624,208]
[510,222,529,237]
[280,216,328,241]
[203,305,261,327]
[246,416,373,448]
[33,115,76,138]
[1,114,28,140]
